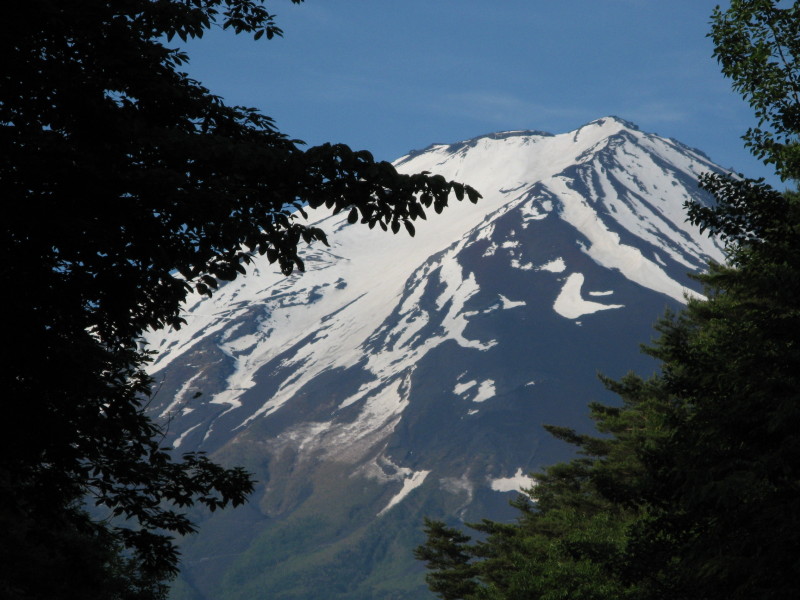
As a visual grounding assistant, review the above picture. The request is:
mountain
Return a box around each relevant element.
[143,116,725,600]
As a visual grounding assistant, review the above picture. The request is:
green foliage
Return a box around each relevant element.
[415,382,664,600]
[415,518,478,600]
[625,265,800,600]
[1,1,479,598]
[710,0,800,180]
[416,3,800,599]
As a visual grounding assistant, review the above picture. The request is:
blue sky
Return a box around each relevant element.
[181,0,783,189]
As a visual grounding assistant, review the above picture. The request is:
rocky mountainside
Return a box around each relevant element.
[144,116,725,600]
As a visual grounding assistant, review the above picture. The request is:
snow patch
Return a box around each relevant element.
[454,380,477,395]
[378,469,431,516]
[159,371,204,419]
[511,258,534,270]
[490,468,535,493]
[473,380,496,402]
[455,379,496,402]
[173,423,202,449]
[553,273,624,319]
[499,294,526,309]
[539,257,566,273]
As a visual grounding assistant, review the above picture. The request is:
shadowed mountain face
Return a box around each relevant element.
[145,117,725,600]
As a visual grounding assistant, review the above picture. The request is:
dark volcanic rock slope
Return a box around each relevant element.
[145,117,724,600]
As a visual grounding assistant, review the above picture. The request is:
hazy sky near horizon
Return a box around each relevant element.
[180,0,783,189]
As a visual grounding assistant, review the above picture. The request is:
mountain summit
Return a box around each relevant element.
[145,117,724,600]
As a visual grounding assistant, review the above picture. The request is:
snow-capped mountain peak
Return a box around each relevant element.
[144,118,726,599]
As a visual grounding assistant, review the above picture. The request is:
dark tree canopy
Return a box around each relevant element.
[1,1,479,598]
[710,0,800,181]
[416,2,800,599]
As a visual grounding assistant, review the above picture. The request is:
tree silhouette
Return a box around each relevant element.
[1,1,479,598]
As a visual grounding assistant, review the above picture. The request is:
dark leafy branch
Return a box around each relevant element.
[2,1,480,598]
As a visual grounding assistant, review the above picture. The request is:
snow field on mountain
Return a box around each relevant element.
[586,142,721,267]
[490,468,536,493]
[553,273,625,319]
[377,469,431,517]
[547,176,699,303]
[145,117,725,465]
[452,378,497,403]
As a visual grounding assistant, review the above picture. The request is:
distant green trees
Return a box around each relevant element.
[1,1,478,598]
[416,2,800,599]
